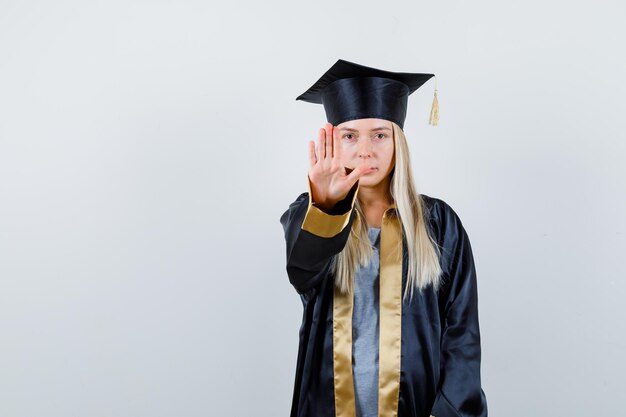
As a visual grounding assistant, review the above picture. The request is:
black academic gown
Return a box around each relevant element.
[279,178,488,417]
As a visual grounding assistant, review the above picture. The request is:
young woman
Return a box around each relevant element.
[280,59,488,417]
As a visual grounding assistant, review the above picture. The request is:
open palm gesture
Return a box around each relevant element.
[307,123,375,212]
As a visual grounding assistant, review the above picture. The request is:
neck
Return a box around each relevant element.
[357,177,393,210]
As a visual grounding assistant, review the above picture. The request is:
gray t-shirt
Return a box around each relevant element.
[352,225,381,417]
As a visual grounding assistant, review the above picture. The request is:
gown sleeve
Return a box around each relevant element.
[279,175,360,297]
[430,202,488,417]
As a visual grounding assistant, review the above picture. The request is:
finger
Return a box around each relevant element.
[308,140,317,169]
[333,125,342,161]
[346,164,375,185]
[322,123,332,160]
[326,124,334,159]
[318,127,326,160]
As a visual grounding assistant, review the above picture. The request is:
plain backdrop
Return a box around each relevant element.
[1,0,625,416]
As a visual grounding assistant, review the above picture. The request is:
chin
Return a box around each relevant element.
[358,175,382,187]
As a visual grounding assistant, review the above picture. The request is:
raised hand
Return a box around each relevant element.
[307,123,375,212]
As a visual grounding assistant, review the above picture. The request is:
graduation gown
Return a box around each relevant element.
[279,178,488,417]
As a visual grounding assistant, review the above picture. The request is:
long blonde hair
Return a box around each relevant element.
[330,121,443,304]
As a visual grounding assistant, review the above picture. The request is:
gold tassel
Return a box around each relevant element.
[428,76,439,126]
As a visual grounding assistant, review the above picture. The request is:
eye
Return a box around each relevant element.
[342,134,355,140]
[375,133,387,140]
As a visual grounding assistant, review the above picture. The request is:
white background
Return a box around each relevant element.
[1,1,624,416]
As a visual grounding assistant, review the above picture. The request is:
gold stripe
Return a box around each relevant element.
[333,283,356,417]
[302,175,360,238]
[378,208,403,417]
[332,202,400,417]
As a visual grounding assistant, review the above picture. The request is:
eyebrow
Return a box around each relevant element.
[339,126,391,132]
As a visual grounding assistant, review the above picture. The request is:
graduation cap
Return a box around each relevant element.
[295,59,439,129]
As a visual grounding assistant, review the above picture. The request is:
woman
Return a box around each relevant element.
[280,59,488,417]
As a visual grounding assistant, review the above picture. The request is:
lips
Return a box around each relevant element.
[346,166,378,173]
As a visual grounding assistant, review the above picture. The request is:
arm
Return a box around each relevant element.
[279,175,360,297]
[430,203,488,417]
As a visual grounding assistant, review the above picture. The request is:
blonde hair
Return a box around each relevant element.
[330,121,443,304]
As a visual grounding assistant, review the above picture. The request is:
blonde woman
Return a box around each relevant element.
[280,59,488,417]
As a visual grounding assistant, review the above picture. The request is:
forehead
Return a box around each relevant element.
[337,118,392,131]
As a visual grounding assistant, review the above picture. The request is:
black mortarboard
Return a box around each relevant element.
[295,59,439,129]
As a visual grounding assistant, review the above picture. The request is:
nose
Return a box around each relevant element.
[358,141,373,159]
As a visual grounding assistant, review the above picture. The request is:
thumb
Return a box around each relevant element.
[345,164,375,186]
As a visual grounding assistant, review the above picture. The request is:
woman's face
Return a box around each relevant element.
[336,118,395,187]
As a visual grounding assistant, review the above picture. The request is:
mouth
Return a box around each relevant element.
[345,166,378,174]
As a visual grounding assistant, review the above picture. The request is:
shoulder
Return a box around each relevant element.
[419,193,475,274]
[419,193,465,239]
[279,192,309,225]
[291,192,309,207]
